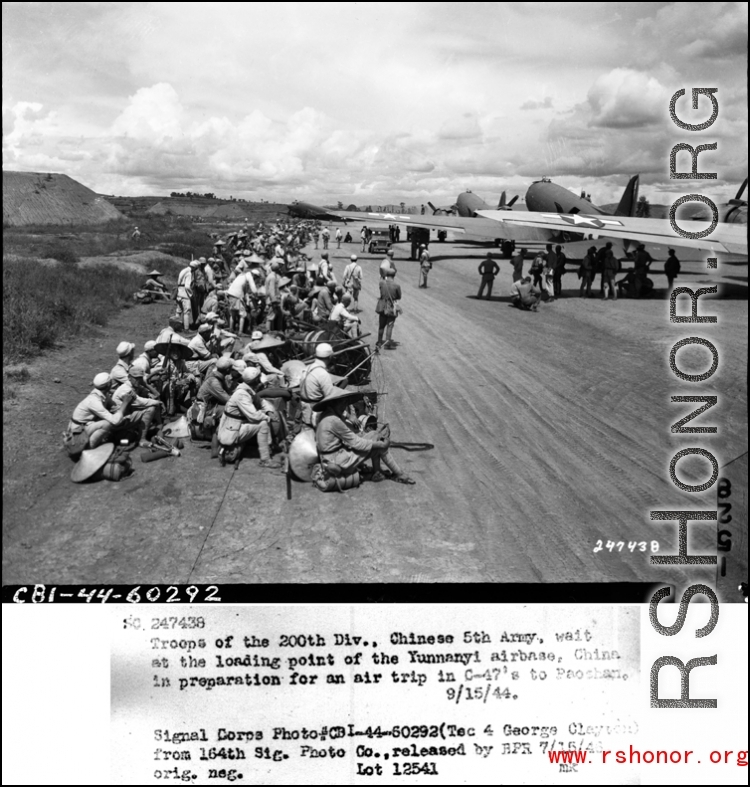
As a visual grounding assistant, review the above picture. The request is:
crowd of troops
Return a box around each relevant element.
[65,219,415,486]
[483,241,681,311]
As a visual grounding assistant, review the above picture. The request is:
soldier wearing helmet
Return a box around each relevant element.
[297,343,346,428]
[63,373,133,459]
[216,366,282,469]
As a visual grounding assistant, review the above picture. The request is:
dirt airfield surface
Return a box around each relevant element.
[3,237,747,586]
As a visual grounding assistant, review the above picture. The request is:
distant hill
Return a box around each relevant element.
[104,195,164,215]
[3,171,126,226]
[103,195,290,222]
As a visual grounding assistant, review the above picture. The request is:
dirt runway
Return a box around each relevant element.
[3,240,746,586]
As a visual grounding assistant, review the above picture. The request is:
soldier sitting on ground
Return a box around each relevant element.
[216,367,284,469]
[63,373,133,459]
[510,276,541,311]
[314,388,415,484]
[135,270,170,304]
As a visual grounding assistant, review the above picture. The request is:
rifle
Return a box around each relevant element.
[166,333,175,416]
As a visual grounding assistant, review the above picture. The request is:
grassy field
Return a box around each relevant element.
[3,258,145,362]
[1,215,218,369]
[2,216,215,262]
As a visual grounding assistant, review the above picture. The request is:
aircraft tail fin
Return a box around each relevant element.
[498,192,507,209]
[728,177,747,206]
[613,175,639,216]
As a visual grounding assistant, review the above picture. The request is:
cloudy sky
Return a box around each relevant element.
[2,2,747,206]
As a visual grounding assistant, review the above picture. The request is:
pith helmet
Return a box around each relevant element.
[315,343,333,359]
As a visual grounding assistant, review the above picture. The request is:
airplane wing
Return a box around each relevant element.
[331,210,468,233]
[476,210,747,257]
[329,209,551,243]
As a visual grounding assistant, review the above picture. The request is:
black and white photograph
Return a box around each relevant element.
[3,4,748,785]
[3,1,747,591]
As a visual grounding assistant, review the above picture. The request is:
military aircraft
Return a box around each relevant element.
[329,177,642,246]
[476,208,747,258]
[477,174,747,258]
[681,178,748,225]
[287,200,351,221]
[427,190,518,217]
[330,195,544,245]
[525,175,640,217]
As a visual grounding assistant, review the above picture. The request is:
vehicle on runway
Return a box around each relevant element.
[367,227,392,254]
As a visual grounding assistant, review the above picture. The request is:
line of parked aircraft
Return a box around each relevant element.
[287,175,747,259]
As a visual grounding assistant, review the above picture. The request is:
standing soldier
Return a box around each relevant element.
[376,267,402,349]
[529,252,544,290]
[579,246,596,298]
[192,257,208,313]
[265,262,282,331]
[318,251,335,283]
[477,253,500,299]
[342,254,363,312]
[176,261,196,331]
[321,226,330,249]
[131,226,141,246]
[553,244,566,298]
[418,244,432,288]
[602,242,618,301]
[510,248,526,282]
[664,248,681,291]
[335,227,343,248]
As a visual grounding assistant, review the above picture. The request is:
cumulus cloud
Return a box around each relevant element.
[587,69,664,129]
[520,97,553,111]
[3,4,745,205]
[637,2,747,62]
[111,83,186,144]
[438,114,482,140]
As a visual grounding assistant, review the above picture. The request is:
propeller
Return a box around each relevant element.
[728,177,747,207]
[497,192,519,210]
[428,201,457,215]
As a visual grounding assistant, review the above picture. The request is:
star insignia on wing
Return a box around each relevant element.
[541,213,623,229]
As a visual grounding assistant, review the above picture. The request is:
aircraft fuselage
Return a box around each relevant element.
[455,191,491,217]
[525,180,607,215]
[288,200,347,221]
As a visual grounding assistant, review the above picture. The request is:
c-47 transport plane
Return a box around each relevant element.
[330,197,547,246]
[478,175,747,258]
[328,177,642,247]
[525,175,640,217]
[428,190,518,217]
[476,210,747,258]
[287,200,352,221]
